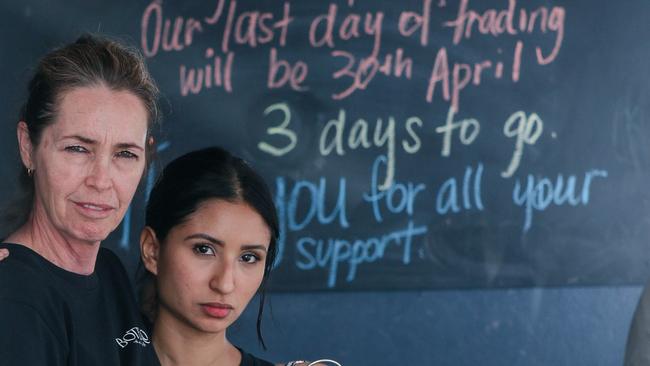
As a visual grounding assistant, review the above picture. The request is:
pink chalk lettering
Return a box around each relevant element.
[398,0,431,46]
[140,0,202,57]
[364,10,384,57]
[222,1,292,52]
[268,48,308,91]
[179,51,233,96]
[472,60,491,84]
[536,7,565,65]
[221,0,237,52]
[426,48,450,106]
[308,3,383,56]
[444,0,564,64]
[309,4,337,48]
[512,41,523,82]
[204,0,225,24]
[161,17,186,52]
[179,65,203,96]
[331,51,378,100]
[141,0,162,57]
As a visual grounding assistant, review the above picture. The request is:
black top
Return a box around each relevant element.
[239,348,274,366]
[146,347,274,366]
[0,243,157,365]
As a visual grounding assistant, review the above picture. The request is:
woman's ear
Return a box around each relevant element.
[16,121,34,171]
[140,226,160,275]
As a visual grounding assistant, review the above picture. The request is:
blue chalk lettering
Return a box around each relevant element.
[293,220,427,288]
[363,155,426,221]
[316,177,349,228]
[513,170,609,233]
[365,237,384,261]
[536,177,553,210]
[119,207,132,249]
[436,163,484,215]
[295,237,317,270]
[553,175,581,206]
[329,240,352,288]
[436,178,460,214]
[316,238,334,268]
[474,163,484,210]
[463,165,472,210]
[582,170,608,204]
[287,177,349,231]
[363,155,388,222]
[144,141,171,202]
[387,183,408,214]
[397,221,427,264]
[288,180,317,231]
[512,176,534,232]
[273,177,288,267]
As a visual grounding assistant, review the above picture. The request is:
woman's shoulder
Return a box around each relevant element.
[0,243,51,289]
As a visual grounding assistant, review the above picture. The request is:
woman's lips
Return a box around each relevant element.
[73,201,115,218]
[201,303,233,319]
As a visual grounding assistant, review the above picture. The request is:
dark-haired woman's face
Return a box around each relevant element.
[153,199,270,334]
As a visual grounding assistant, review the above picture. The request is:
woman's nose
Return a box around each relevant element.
[209,261,235,294]
[85,157,113,191]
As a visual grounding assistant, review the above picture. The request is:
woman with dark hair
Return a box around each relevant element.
[0,34,160,364]
[139,146,296,366]
[0,34,324,366]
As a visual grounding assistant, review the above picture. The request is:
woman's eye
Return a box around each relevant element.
[193,244,215,256]
[116,150,138,160]
[241,253,260,264]
[64,145,88,153]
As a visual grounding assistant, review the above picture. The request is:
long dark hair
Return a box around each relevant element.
[139,146,278,349]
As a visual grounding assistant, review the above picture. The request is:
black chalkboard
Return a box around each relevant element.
[1,0,649,292]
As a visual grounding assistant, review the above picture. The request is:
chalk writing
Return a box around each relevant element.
[363,155,427,222]
[179,49,233,95]
[502,111,543,178]
[308,2,384,57]
[513,170,609,232]
[258,102,297,157]
[435,106,480,157]
[130,1,621,290]
[296,220,427,288]
[435,163,484,214]
[139,0,566,109]
[268,48,309,91]
[319,109,414,190]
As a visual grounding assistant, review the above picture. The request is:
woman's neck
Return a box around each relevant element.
[5,211,100,275]
[153,310,240,366]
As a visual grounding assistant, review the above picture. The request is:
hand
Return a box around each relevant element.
[0,248,9,261]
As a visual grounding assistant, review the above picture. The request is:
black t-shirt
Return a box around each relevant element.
[0,243,158,365]
[145,346,274,366]
[239,348,274,366]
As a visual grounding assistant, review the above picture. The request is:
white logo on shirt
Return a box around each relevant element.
[115,327,150,348]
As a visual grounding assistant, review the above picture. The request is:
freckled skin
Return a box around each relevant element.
[24,85,148,244]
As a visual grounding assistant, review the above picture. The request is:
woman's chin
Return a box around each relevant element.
[68,225,113,244]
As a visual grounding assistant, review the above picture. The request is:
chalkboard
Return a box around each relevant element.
[1,0,649,292]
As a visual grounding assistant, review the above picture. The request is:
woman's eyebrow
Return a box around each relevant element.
[185,233,268,252]
[241,245,268,252]
[184,233,224,246]
[61,135,144,151]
